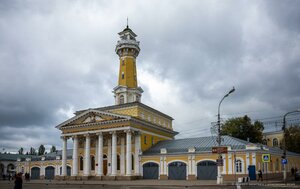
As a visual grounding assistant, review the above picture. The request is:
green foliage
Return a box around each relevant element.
[285,125,300,153]
[50,145,56,153]
[38,144,45,155]
[29,147,37,155]
[18,147,24,155]
[221,115,264,143]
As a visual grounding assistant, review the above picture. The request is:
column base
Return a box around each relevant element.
[217,176,223,184]
[188,175,197,180]
[159,175,168,180]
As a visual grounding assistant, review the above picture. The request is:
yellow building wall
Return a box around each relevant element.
[263,132,284,147]
[118,56,137,88]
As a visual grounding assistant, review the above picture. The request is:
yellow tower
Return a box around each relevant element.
[113,25,143,105]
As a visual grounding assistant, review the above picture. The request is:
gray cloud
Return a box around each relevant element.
[0,0,300,152]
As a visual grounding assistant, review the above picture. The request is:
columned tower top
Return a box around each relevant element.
[113,25,143,105]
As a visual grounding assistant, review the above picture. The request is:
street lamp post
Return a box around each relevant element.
[217,87,235,184]
[282,109,300,183]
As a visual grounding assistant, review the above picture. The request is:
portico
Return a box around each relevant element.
[60,128,142,178]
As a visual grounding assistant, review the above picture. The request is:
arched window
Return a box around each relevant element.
[91,156,95,170]
[235,160,242,173]
[273,138,279,147]
[119,95,124,104]
[80,157,83,171]
[262,139,267,145]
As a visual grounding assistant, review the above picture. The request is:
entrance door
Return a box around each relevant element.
[143,162,159,179]
[45,166,55,180]
[197,161,217,180]
[248,165,256,180]
[168,162,186,180]
[103,154,107,175]
[31,167,40,180]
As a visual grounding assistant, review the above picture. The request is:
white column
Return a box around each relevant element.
[228,153,232,174]
[163,157,167,175]
[95,136,99,171]
[83,134,91,176]
[251,152,256,165]
[61,136,67,176]
[222,154,227,174]
[188,156,192,175]
[120,136,125,175]
[107,138,112,175]
[111,131,117,176]
[72,135,78,176]
[134,132,141,175]
[97,132,103,176]
[40,166,45,177]
[246,153,250,174]
[126,130,132,176]
[192,155,196,175]
[160,156,164,175]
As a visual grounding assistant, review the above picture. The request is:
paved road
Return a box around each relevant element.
[0,180,299,189]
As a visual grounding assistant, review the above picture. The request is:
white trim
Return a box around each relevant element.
[141,160,160,166]
[61,127,173,140]
[235,157,245,174]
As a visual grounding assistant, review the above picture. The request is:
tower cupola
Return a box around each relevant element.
[113,25,143,105]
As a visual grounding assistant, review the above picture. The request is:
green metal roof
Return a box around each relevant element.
[0,154,37,161]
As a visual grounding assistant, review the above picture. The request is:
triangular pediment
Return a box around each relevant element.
[56,109,130,129]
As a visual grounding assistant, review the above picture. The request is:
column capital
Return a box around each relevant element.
[109,131,117,135]
[72,135,78,140]
[84,133,91,138]
[124,129,132,134]
[96,132,103,136]
[134,131,141,136]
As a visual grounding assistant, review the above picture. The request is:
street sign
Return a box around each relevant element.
[262,154,270,163]
[281,159,288,164]
[212,146,228,154]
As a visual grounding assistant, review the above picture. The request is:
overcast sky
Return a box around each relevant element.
[1,0,300,153]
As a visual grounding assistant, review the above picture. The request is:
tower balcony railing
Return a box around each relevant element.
[117,39,140,46]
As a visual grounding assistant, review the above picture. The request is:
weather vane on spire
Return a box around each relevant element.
[126,17,129,28]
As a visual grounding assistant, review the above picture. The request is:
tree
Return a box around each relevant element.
[50,145,56,153]
[221,115,264,143]
[29,147,36,155]
[38,145,45,155]
[285,125,300,153]
[18,147,24,155]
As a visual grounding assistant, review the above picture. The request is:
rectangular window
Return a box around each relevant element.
[144,136,147,144]
[122,72,124,79]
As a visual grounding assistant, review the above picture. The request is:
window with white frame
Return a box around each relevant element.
[235,159,242,173]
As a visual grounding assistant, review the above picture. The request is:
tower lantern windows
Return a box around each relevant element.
[119,95,124,104]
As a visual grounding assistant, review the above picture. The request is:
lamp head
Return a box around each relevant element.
[228,87,235,95]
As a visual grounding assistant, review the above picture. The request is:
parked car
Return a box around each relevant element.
[295,172,300,181]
